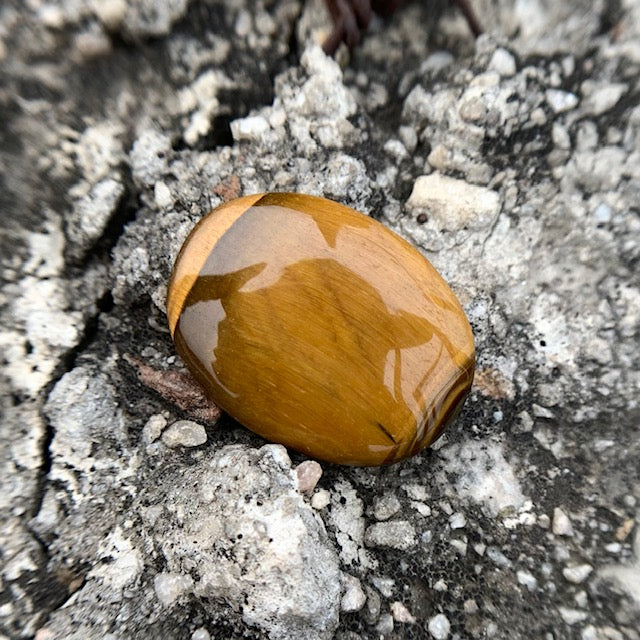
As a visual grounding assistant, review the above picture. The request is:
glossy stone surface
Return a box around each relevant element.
[167,193,475,466]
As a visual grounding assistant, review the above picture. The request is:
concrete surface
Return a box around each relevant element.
[1,0,639,638]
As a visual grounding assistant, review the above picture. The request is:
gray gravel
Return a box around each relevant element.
[1,0,639,639]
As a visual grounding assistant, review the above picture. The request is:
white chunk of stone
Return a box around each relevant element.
[391,601,416,624]
[143,414,167,445]
[154,181,173,208]
[552,508,574,536]
[428,613,451,639]
[154,572,194,607]
[364,521,417,550]
[559,607,588,625]
[295,460,323,495]
[449,512,467,529]
[231,115,270,142]
[161,420,207,448]
[563,564,593,584]
[406,173,501,232]
[311,489,331,510]
[517,570,538,591]
[373,493,401,521]
[340,574,366,612]
[546,89,579,113]
[488,48,516,77]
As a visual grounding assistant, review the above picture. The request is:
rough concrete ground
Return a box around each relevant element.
[1,0,639,638]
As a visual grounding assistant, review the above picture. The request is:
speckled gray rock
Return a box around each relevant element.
[161,419,207,447]
[32,435,341,640]
[45,366,128,472]
[143,444,341,640]
[364,521,417,551]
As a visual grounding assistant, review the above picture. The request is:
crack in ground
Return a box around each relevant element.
[30,290,115,524]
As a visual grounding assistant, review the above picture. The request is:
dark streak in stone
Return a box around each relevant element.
[375,421,397,444]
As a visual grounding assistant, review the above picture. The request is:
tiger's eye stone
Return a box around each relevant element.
[167,192,474,466]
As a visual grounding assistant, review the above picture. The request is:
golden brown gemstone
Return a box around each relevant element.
[167,193,474,466]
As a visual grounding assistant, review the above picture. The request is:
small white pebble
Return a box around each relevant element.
[552,508,574,536]
[530,107,547,126]
[403,484,428,501]
[341,574,366,612]
[373,493,402,521]
[517,570,538,591]
[161,420,207,448]
[488,48,516,77]
[581,82,627,116]
[191,628,210,640]
[562,564,593,584]
[552,122,571,150]
[391,601,416,624]
[154,573,194,606]
[593,203,612,224]
[184,111,209,145]
[154,181,173,208]
[562,56,575,77]
[422,51,454,73]
[428,613,451,639]
[255,11,276,36]
[427,144,450,171]
[433,579,448,592]
[487,547,511,568]
[558,607,588,625]
[231,115,269,142]
[449,511,467,529]
[593,439,615,452]
[463,599,478,614]
[40,5,65,29]
[311,489,331,510]
[73,30,112,60]
[439,501,453,516]
[371,576,395,598]
[384,139,408,160]
[234,10,251,37]
[399,126,418,152]
[366,82,389,110]
[410,501,431,517]
[546,89,579,113]
[143,414,167,445]
[295,460,323,495]
[269,109,286,128]
[376,613,394,635]
[470,70,500,88]
[450,538,467,555]
[532,403,555,419]
[92,0,127,30]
